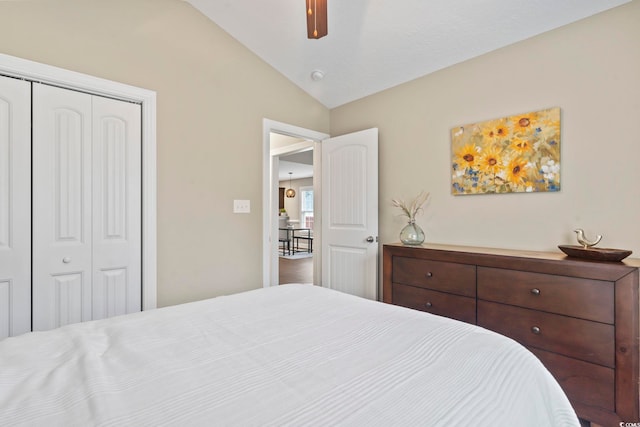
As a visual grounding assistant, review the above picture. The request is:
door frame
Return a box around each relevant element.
[262,119,328,287]
[0,53,157,310]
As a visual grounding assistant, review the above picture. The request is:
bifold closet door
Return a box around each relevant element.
[32,83,141,331]
[0,76,31,338]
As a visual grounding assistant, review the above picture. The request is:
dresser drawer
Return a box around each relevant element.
[392,257,476,297]
[530,347,615,412]
[478,300,614,367]
[392,283,476,324]
[477,267,614,324]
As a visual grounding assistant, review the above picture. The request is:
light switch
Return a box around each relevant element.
[233,199,250,213]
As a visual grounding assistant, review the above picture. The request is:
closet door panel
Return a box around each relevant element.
[92,96,141,319]
[0,280,10,337]
[33,83,93,331]
[52,273,84,326]
[0,76,31,338]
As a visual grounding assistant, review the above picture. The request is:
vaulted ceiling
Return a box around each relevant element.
[186,0,629,109]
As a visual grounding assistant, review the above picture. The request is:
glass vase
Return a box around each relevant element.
[400,220,425,245]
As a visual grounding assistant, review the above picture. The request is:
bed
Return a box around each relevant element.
[0,284,579,426]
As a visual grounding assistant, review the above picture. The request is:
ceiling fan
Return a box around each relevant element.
[306,0,327,39]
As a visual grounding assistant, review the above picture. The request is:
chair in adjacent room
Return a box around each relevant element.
[278,216,291,256]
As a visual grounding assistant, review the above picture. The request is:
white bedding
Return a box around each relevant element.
[0,284,578,427]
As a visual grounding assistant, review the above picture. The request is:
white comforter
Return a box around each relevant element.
[0,284,578,427]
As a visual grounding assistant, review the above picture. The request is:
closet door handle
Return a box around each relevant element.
[62,257,71,264]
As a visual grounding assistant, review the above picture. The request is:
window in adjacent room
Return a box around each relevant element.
[300,186,314,229]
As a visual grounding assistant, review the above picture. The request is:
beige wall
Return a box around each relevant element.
[0,0,329,306]
[331,1,640,256]
[3,0,638,308]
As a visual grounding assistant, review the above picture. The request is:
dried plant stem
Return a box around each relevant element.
[392,191,430,221]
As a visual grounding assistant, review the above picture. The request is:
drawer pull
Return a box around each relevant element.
[425,302,433,308]
[425,272,433,278]
[530,288,541,295]
[531,326,541,334]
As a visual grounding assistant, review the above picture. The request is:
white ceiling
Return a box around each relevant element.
[186,0,628,109]
[279,160,313,182]
[279,151,314,181]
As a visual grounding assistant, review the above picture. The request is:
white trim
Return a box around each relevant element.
[0,53,157,310]
[270,140,314,157]
[262,119,328,288]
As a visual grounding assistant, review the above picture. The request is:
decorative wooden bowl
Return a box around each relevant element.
[558,245,632,262]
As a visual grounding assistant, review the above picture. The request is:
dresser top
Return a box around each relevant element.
[384,242,640,269]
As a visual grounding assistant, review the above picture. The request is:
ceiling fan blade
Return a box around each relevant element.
[306,0,327,39]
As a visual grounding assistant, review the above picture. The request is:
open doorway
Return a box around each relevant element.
[262,119,329,288]
[278,150,314,284]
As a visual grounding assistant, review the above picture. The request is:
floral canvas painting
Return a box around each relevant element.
[451,107,560,195]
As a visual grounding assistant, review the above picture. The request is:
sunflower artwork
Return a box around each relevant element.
[451,107,560,195]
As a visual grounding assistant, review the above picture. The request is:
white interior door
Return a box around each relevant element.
[32,83,141,331]
[0,76,31,338]
[321,128,378,299]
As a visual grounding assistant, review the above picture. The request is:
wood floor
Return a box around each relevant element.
[279,256,313,284]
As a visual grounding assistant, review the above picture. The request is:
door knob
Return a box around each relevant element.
[62,257,71,263]
[366,236,375,243]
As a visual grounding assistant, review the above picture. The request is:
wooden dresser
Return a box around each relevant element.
[383,243,640,426]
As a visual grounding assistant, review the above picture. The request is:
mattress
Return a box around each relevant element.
[0,284,579,426]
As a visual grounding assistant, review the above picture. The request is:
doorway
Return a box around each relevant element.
[278,149,314,284]
[262,120,379,299]
[262,119,328,288]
